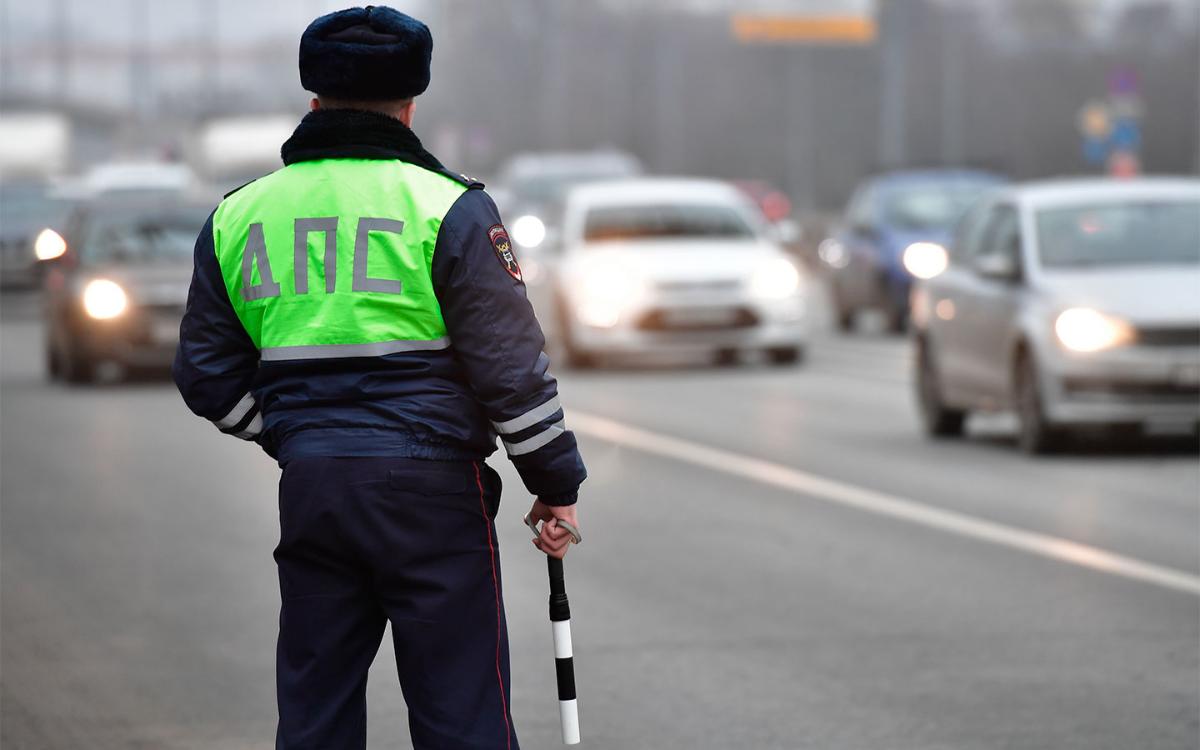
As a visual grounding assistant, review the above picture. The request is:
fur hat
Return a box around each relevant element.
[299,6,432,100]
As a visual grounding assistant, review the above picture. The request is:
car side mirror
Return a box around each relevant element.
[975,253,1019,282]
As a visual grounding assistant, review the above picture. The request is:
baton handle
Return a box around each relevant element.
[524,513,582,545]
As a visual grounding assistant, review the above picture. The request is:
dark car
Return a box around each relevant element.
[821,170,1003,332]
[42,199,209,382]
[0,181,73,289]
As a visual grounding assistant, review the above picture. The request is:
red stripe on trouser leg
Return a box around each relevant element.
[474,462,512,750]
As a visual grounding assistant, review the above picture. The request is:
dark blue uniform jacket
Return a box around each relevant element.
[174,109,586,505]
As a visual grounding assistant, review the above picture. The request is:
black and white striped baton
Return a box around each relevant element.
[524,513,582,745]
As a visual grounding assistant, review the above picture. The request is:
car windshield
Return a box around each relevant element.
[583,203,756,243]
[80,207,209,264]
[884,181,994,231]
[1036,200,1200,268]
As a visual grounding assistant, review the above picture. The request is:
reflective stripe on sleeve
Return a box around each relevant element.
[259,337,451,361]
[235,412,263,440]
[502,420,566,456]
[214,392,256,429]
[491,396,562,435]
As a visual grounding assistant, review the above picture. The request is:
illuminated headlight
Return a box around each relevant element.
[35,228,68,260]
[749,257,801,299]
[511,214,546,248]
[1054,307,1132,353]
[902,242,948,279]
[573,261,643,328]
[817,238,849,268]
[82,279,128,319]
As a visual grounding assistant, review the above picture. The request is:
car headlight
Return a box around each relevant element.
[572,260,644,328]
[34,228,67,260]
[817,238,849,269]
[1054,307,1132,353]
[749,257,801,299]
[902,242,948,279]
[82,279,128,319]
[511,214,546,249]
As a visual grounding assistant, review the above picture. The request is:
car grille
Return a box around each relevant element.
[654,279,742,294]
[1062,376,1200,399]
[635,307,759,332]
[1135,326,1200,348]
[140,302,186,317]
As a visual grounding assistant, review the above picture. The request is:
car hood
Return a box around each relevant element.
[84,263,193,306]
[881,227,953,253]
[565,239,785,283]
[1035,265,1200,325]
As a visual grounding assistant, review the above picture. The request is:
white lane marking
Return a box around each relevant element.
[569,410,1200,597]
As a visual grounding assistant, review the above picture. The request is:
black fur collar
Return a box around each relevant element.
[280,109,471,186]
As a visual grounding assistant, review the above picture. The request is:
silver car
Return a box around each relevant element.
[911,178,1200,452]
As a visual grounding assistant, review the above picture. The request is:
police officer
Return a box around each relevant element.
[173,6,586,749]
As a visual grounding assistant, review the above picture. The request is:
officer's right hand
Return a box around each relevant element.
[527,499,579,560]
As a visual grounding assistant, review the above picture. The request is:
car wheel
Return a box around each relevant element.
[557,310,597,370]
[767,346,803,366]
[916,340,965,437]
[60,337,96,384]
[1014,350,1063,454]
[564,343,597,370]
[713,348,739,366]
[46,336,62,381]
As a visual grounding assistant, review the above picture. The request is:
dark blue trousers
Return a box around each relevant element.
[274,456,519,750]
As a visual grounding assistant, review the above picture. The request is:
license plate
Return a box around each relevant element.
[661,308,740,327]
[1173,363,1200,387]
[151,320,180,344]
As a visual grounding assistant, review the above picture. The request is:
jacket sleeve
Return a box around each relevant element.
[172,211,266,448]
[431,188,586,505]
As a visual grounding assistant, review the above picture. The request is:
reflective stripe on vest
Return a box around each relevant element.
[211,159,468,357]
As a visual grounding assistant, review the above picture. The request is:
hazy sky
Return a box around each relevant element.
[4,0,425,44]
[3,0,1190,47]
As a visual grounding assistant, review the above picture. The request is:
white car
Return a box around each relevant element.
[911,178,1200,452]
[538,178,807,367]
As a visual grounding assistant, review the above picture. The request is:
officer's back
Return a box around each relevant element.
[173,7,585,749]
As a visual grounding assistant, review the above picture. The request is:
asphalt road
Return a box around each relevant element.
[2,289,1198,749]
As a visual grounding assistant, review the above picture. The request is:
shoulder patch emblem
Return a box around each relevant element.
[488,224,522,282]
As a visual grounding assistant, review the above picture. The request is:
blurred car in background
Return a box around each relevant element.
[41,198,209,383]
[821,169,1004,332]
[912,178,1200,452]
[0,111,74,289]
[546,178,807,367]
[69,160,199,200]
[0,181,73,289]
[493,149,643,256]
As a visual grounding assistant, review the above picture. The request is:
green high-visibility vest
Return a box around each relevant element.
[211,158,468,361]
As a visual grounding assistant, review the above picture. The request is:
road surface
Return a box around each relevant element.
[3,291,1197,749]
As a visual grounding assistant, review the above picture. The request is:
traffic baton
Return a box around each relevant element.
[524,513,582,745]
